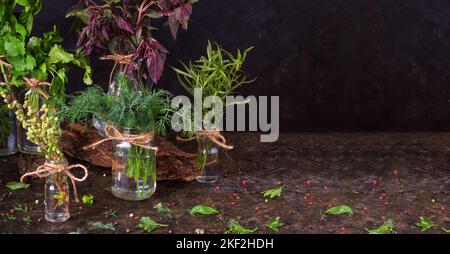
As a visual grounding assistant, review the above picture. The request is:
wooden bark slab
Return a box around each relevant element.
[60,124,198,182]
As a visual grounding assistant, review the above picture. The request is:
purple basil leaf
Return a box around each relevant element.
[115,15,134,33]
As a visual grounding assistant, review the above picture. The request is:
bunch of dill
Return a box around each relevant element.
[59,74,173,134]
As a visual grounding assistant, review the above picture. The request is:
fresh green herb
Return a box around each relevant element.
[261,185,285,199]
[0,213,16,220]
[415,217,436,232]
[188,204,219,216]
[324,205,353,216]
[53,191,67,208]
[59,75,173,134]
[6,182,30,190]
[104,209,119,219]
[266,217,285,232]
[82,194,94,205]
[88,221,116,231]
[365,219,397,234]
[172,41,255,137]
[137,217,168,233]
[22,215,31,224]
[12,203,28,213]
[224,220,257,234]
[154,203,172,219]
[442,227,450,233]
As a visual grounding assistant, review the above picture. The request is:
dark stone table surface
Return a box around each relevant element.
[0,133,449,234]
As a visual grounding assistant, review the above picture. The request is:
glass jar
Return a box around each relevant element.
[44,159,70,223]
[0,107,17,156]
[196,136,220,183]
[111,129,157,201]
[17,90,41,154]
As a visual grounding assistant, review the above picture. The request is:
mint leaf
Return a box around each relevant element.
[324,205,353,216]
[6,182,30,190]
[188,205,219,216]
[15,23,27,38]
[137,217,168,233]
[15,0,30,7]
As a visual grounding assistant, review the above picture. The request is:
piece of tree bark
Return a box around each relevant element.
[60,124,198,182]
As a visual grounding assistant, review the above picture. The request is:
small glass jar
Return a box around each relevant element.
[0,110,17,156]
[17,90,41,155]
[44,159,70,223]
[196,136,220,183]
[111,129,157,201]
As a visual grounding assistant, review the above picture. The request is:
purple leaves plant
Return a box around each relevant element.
[67,0,198,83]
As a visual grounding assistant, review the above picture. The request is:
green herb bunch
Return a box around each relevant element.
[0,0,92,162]
[171,41,255,136]
[59,74,173,135]
[0,1,92,97]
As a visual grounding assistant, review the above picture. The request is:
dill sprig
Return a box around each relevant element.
[59,74,173,134]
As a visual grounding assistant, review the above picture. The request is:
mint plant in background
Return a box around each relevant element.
[67,0,198,136]
[0,0,91,223]
[58,74,173,201]
[172,41,255,183]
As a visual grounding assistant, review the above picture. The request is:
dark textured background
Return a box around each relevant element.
[34,0,450,132]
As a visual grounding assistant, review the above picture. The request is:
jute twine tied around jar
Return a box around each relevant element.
[100,54,134,87]
[20,163,89,203]
[177,129,234,150]
[83,125,158,152]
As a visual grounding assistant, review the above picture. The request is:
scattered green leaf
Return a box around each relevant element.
[137,217,168,233]
[261,185,285,199]
[189,204,219,216]
[0,213,16,220]
[82,194,94,205]
[441,227,450,233]
[88,221,115,231]
[22,215,31,224]
[6,182,30,190]
[103,209,119,219]
[415,217,436,232]
[12,203,28,213]
[365,219,397,234]
[224,220,257,234]
[324,205,353,216]
[154,203,172,218]
[266,217,285,232]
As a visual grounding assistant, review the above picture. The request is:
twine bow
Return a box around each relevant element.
[20,163,89,203]
[22,77,51,100]
[100,54,135,87]
[83,125,158,151]
[177,129,234,150]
